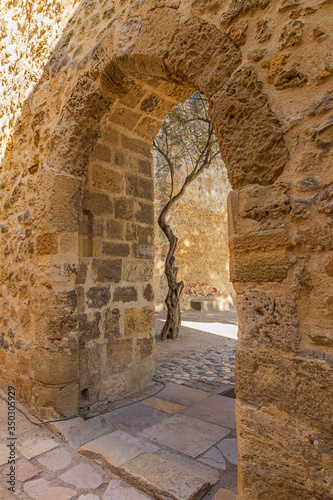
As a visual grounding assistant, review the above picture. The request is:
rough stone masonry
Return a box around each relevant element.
[0,0,332,498]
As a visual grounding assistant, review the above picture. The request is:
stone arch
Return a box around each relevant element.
[35,9,290,415]
[1,1,333,498]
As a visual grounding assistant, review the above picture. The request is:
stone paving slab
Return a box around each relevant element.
[60,463,104,490]
[141,414,230,458]
[110,430,160,453]
[0,444,9,465]
[79,433,144,471]
[107,403,169,432]
[103,478,151,499]
[23,478,76,500]
[217,439,238,466]
[2,458,42,481]
[120,452,210,500]
[181,395,236,430]
[17,435,58,459]
[37,447,74,472]
[0,393,156,500]
[198,448,227,471]
[50,417,107,449]
[78,495,100,500]
[85,415,115,434]
[140,396,187,414]
[154,448,220,485]
[157,382,211,406]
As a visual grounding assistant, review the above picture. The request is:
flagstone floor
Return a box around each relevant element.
[0,310,238,499]
[0,379,237,499]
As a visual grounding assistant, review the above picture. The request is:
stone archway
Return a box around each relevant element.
[1,1,332,498]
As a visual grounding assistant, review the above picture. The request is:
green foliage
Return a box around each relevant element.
[153,92,220,183]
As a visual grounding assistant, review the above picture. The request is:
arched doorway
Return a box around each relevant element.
[1,2,332,498]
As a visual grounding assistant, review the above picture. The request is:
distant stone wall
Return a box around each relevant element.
[154,157,235,310]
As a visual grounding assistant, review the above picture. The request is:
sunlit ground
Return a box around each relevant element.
[181,321,238,340]
[159,318,238,340]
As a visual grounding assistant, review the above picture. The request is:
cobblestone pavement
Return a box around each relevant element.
[154,308,238,393]
[154,346,236,392]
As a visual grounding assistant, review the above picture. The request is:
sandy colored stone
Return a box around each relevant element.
[103,479,151,499]
[17,436,58,460]
[38,447,74,472]
[110,430,160,453]
[60,463,104,489]
[120,453,210,500]
[50,417,105,449]
[1,0,333,498]
[107,403,168,432]
[140,396,186,414]
[0,444,9,465]
[2,458,42,481]
[23,478,76,500]
[155,448,220,484]
[156,382,210,406]
[141,414,230,457]
[181,395,236,430]
[78,495,100,500]
[79,433,143,471]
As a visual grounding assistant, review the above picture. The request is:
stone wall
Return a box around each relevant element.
[153,155,235,310]
[0,0,332,498]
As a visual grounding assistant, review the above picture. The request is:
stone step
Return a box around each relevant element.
[78,431,219,500]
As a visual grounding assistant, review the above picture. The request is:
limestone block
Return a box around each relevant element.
[32,348,78,386]
[126,174,153,200]
[167,17,242,98]
[115,198,135,220]
[103,308,121,338]
[236,348,333,427]
[134,8,180,60]
[125,359,154,393]
[78,312,101,345]
[32,382,79,418]
[135,201,154,225]
[106,220,125,239]
[81,191,114,215]
[114,286,138,303]
[123,261,153,281]
[86,287,111,309]
[102,242,130,257]
[91,165,123,193]
[92,258,122,283]
[211,68,290,189]
[230,249,290,282]
[238,182,290,221]
[36,233,58,255]
[124,306,155,335]
[34,171,82,233]
[107,338,134,366]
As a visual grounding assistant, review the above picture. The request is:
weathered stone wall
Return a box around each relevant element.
[0,0,332,498]
[154,155,235,310]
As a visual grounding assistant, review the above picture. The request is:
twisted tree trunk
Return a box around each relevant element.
[158,209,184,340]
